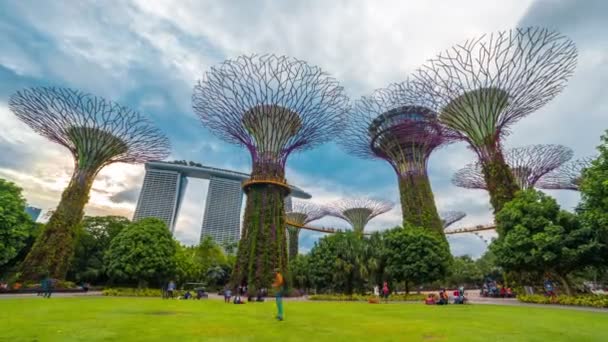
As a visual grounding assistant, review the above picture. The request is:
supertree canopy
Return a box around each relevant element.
[339,81,454,234]
[453,144,573,190]
[9,87,170,280]
[415,27,577,214]
[285,201,327,260]
[328,198,393,235]
[440,211,466,229]
[192,54,349,292]
[537,157,594,191]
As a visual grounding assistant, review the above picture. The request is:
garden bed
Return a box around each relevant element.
[518,294,608,308]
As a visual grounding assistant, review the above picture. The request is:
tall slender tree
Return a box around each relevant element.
[415,27,577,213]
[193,55,349,293]
[338,82,454,233]
[10,87,170,280]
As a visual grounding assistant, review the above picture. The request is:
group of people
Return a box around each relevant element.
[481,281,514,298]
[226,269,286,321]
[425,287,467,305]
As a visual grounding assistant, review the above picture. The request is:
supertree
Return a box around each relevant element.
[9,87,170,280]
[414,27,577,214]
[339,81,454,234]
[440,211,466,229]
[537,157,594,191]
[328,198,393,235]
[453,144,573,190]
[192,54,348,292]
[285,201,327,260]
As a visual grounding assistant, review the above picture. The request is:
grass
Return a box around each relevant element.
[1,297,607,341]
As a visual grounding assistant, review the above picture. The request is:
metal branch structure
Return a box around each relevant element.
[328,198,393,235]
[537,157,594,191]
[338,81,454,233]
[285,201,327,260]
[453,144,573,190]
[415,27,577,214]
[9,87,170,280]
[440,211,466,229]
[192,54,349,292]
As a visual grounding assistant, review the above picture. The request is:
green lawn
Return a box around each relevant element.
[1,297,607,341]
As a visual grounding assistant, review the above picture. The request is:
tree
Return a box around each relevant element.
[104,218,176,287]
[491,190,604,295]
[364,231,389,289]
[0,179,35,270]
[289,254,311,292]
[578,131,608,263]
[445,256,484,288]
[68,216,130,283]
[10,87,170,280]
[308,232,368,294]
[384,226,451,293]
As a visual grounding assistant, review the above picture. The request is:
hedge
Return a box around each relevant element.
[308,293,426,302]
[518,294,608,308]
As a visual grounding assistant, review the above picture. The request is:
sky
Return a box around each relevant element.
[1,0,606,258]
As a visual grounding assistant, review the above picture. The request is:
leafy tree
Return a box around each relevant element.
[104,218,176,287]
[308,232,368,294]
[445,255,483,288]
[475,249,502,282]
[384,226,451,293]
[68,216,129,283]
[364,231,389,289]
[289,254,311,291]
[174,244,198,285]
[578,131,608,264]
[0,179,35,270]
[491,189,604,295]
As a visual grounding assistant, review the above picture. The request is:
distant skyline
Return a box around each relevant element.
[1,0,606,257]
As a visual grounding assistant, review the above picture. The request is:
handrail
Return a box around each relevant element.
[285,220,496,236]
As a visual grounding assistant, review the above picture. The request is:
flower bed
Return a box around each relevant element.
[102,288,174,297]
[308,293,426,302]
[518,294,608,308]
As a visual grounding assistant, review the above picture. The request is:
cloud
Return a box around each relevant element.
[1,0,606,258]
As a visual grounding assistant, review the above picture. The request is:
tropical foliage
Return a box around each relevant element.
[0,179,35,270]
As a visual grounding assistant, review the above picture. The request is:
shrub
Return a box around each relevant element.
[102,287,176,297]
[518,294,608,308]
[308,293,425,302]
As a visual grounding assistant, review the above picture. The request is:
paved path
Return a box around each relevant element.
[2,291,607,313]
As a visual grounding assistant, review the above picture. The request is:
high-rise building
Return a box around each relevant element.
[25,206,42,222]
[133,161,310,244]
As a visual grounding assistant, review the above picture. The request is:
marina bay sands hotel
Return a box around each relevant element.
[133,161,311,243]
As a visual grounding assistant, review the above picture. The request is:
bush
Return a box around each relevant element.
[518,294,608,308]
[308,293,425,302]
[102,287,175,297]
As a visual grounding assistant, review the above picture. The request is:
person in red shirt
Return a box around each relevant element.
[382,282,390,303]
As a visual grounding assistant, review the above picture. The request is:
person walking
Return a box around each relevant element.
[167,280,176,299]
[41,275,53,298]
[272,269,285,321]
[382,281,390,303]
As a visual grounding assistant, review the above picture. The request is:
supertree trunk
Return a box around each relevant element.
[398,172,443,234]
[480,148,519,214]
[231,167,289,295]
[287,226,299,261]
[20,168,96,280]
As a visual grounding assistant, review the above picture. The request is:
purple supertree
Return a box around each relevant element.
[192,54,349,292]
[338,81,454,234]
[286,201,327,260]
[415,27,577,214]
[328,198,393,235]
[9,87,170,280]
[440,211,466,229]
[537,157,594,191]
[453,144,573,190]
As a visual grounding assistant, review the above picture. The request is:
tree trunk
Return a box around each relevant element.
[398,172,443,234]
[479,148,519,216]
[287,226,299,261]
[556,273,573,296]
[20,168,95,281]
[405,280,410,294]
[230,181,288,296]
